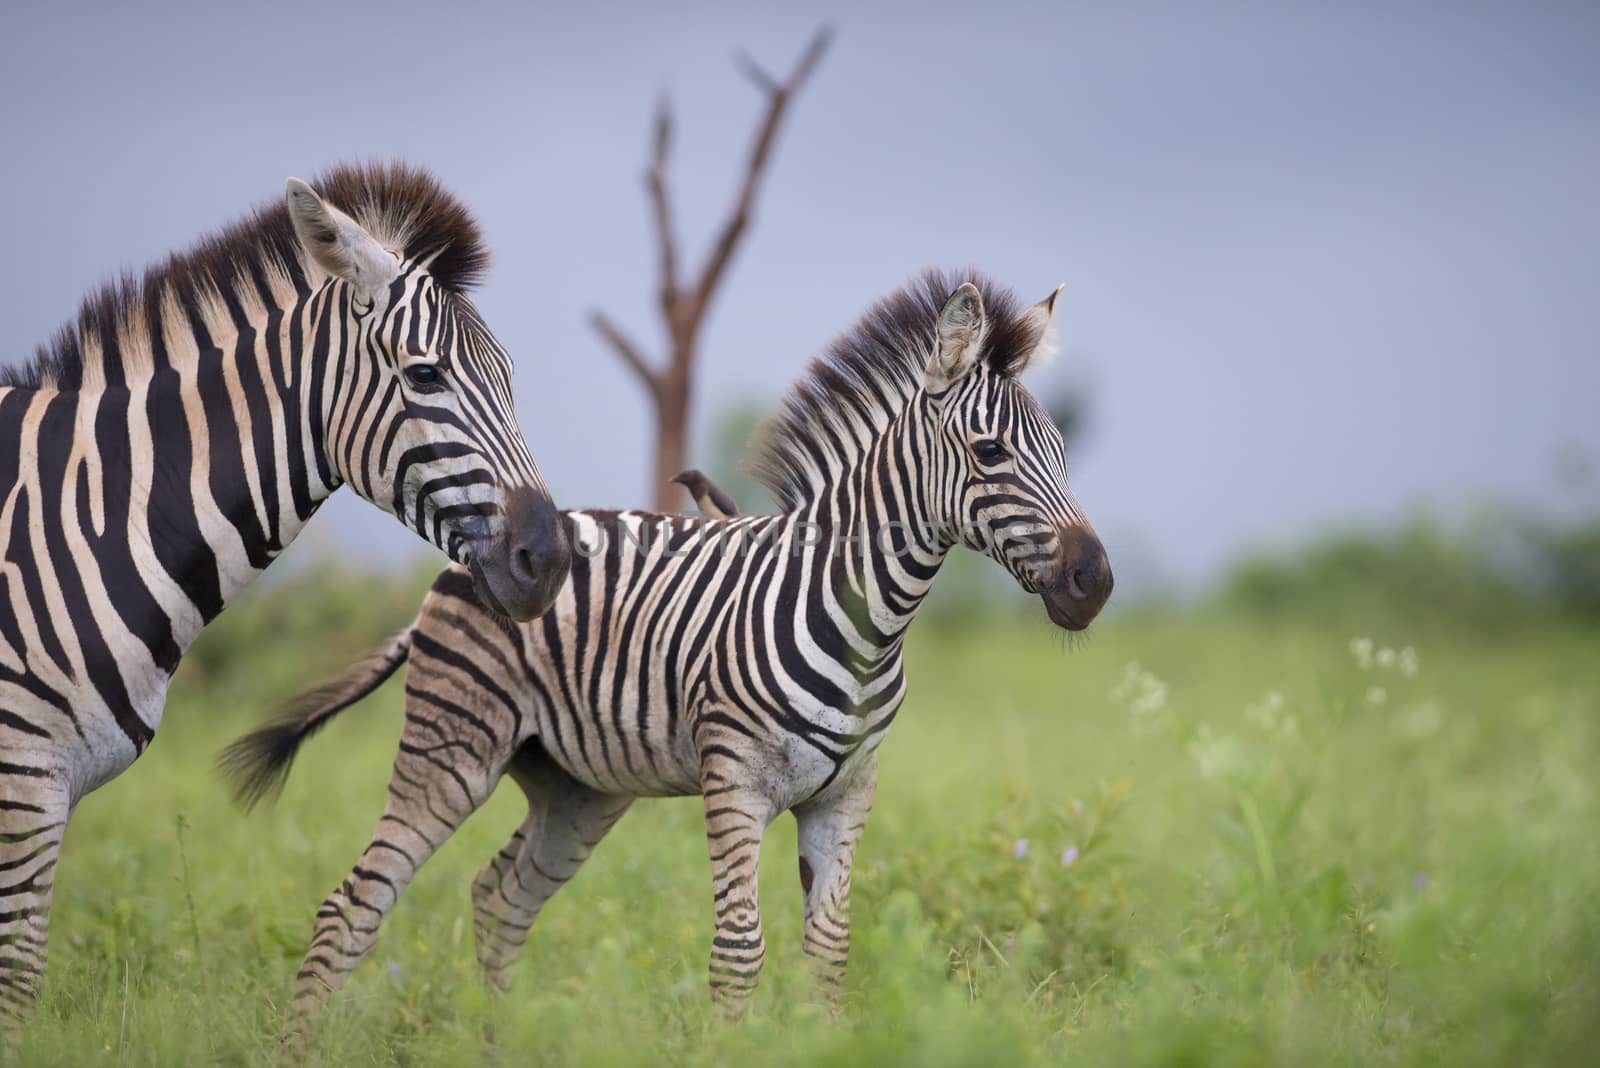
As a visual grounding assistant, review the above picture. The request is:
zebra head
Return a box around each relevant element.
[285,179,570,620]
[921,282,1112,630]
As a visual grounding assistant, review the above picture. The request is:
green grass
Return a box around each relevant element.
[7,570,1599,1066]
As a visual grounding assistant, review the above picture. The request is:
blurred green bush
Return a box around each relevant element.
[1219,510,1600,632]
[177,557,438,710]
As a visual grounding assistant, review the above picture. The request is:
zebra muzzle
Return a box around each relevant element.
[1037,525,1113,630]
[467,488,571,620]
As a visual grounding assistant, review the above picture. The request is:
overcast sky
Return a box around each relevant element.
[3,2,1596,591]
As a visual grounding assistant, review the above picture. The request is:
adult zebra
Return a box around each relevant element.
[0,163,571,1020]
[225,272,1112,1047]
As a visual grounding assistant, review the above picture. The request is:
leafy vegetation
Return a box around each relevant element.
[1220,510,1600,633]
[6,535,1597,1066]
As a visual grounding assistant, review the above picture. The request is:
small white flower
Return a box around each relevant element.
[1061,846,1079,866]
[1116,661,1173,734]
[1376,647,1396,669]
[1399,646,1419,678]
[1245,690,1291,734]
[1013,838,1030,859]
[1366,686,1389,707]
[1349,637,1375,671]
[1188,723,1245,780]
[1402,699,1443,738]
[1131,679,1169,717]
[1111,662,1143,702]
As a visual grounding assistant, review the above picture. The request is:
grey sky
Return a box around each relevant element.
[4,2,1596,591]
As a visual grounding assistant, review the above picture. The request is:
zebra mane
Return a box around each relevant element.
[2,161,490,391]
[750,270,1043,512]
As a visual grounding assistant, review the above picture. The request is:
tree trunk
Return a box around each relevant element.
[651,365,691,512]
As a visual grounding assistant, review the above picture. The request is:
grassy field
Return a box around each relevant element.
[6,564,1598,1066]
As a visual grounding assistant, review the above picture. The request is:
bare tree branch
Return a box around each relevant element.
[786,24,832,89]
[599,27,831,509]
[588,310,659,396]
[689,25,833,335]
[646,91,680,316]
[733,50,780,96]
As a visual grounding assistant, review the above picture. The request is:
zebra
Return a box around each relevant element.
[0,162,571,1021]
[224,271,1113,1048]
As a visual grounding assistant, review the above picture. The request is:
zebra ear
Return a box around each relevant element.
[1014,285,1064,374]
[285,178,400,295]
[927,282,986,391]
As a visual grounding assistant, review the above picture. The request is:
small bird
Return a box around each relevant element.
[670,469,740,518]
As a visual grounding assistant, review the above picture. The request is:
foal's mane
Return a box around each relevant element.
[749,270,1045,512]
[3,161,489,391]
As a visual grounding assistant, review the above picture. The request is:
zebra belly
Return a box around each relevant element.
[520,666,904,808]
[527,692,703,798]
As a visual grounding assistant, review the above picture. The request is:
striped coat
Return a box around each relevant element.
[0,163,568,1021]
[228,272,1113,1049]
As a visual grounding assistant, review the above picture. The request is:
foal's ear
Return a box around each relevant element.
[1013,284,1064,374]
[926,283,986,392]
[285,178,401,296]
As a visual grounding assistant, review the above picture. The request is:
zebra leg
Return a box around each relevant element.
[279,720,503,1054]
[792,757,876,1012]
[470,747,631,993]
[698,742,777,1015]
[0,770,69,1024]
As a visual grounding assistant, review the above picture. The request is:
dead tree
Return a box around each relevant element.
[590,27,832,511]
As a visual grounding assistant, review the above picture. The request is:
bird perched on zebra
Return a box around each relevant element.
[224,271,1113,1050]
[671,468,741,518]
[0,163,570,1022]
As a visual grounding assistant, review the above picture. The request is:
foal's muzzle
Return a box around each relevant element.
[1037,524,1113,631]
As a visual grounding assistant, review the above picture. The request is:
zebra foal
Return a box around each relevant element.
[226,272,1113,1046]
[0,163,570,1020]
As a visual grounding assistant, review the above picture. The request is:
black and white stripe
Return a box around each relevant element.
[226,272,1113,1048]
[0,163,569,1021]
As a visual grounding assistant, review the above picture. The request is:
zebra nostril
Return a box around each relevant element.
[513,545,536,584]
[1067,567,1089,600]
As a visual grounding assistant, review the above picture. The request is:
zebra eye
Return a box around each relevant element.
[972,438,1009,465]
[404,363,443,389]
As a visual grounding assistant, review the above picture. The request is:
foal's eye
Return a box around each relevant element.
[404,363,442,389]
[972,438,1010,465]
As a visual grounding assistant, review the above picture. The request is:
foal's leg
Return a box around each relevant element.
[0,762,69,1024]
[279,585,530,1052]
[697,729,777,1015]
[792,757,876,1009]
[279,708,509,1052]
[470,747,631,992]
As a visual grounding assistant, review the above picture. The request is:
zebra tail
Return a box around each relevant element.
[218,628,414,811]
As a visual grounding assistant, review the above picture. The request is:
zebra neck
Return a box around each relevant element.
[119,293,342,660]
[817,435,954,653]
